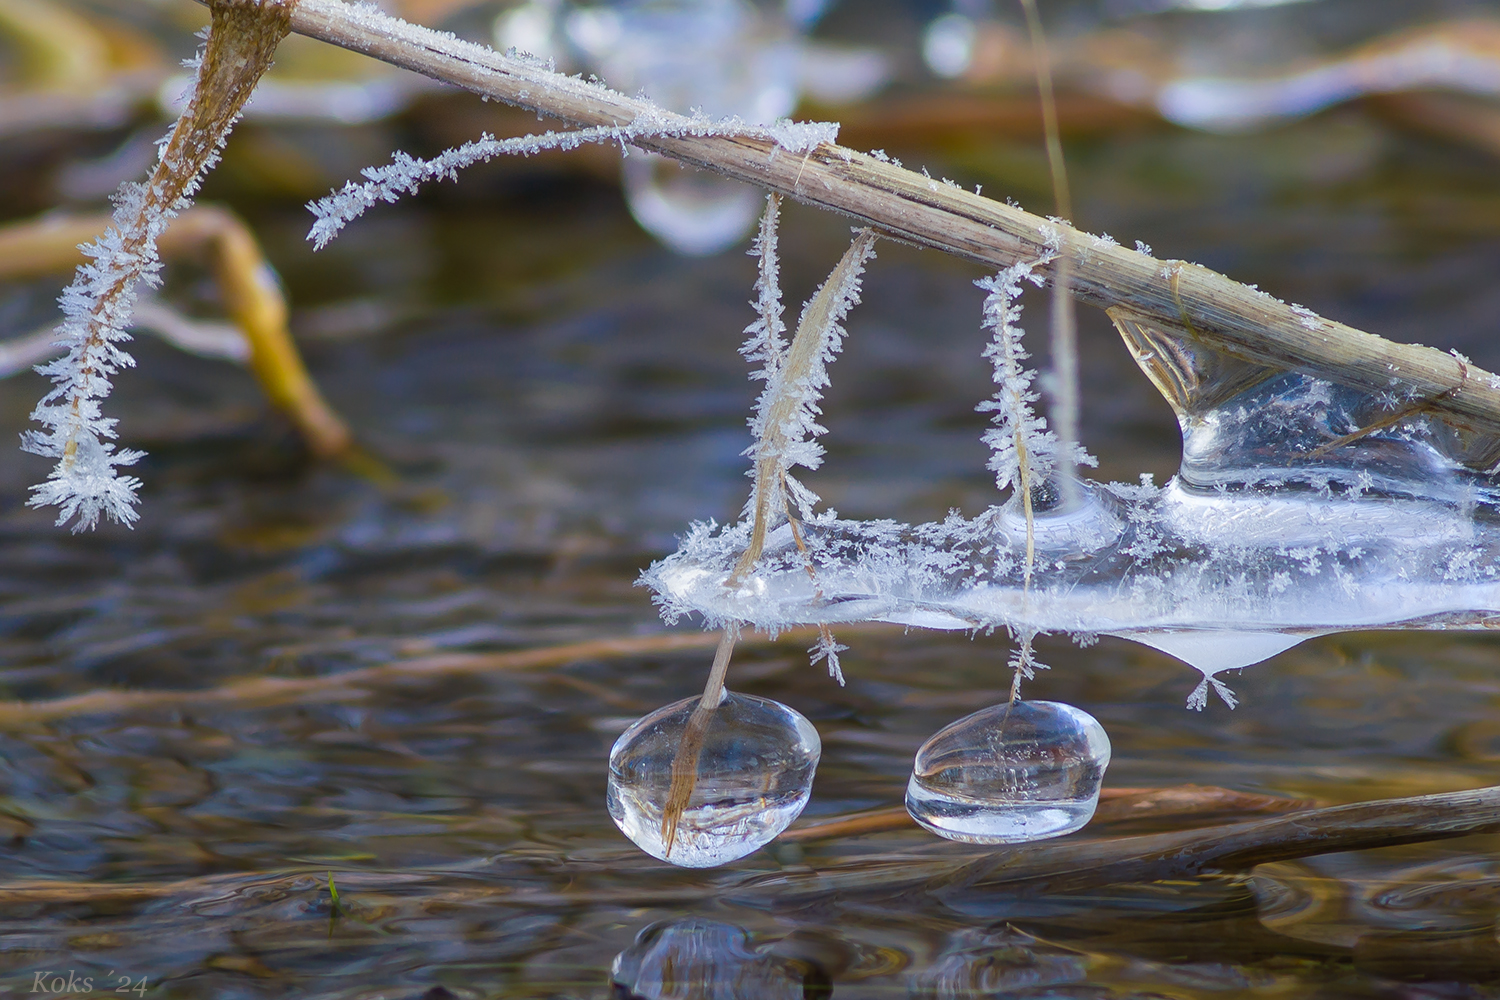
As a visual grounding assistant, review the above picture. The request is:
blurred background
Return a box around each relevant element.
[4,0,1500,996]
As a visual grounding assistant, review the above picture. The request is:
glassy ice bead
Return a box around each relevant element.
[607,691,820,868]
[905,700,1110,844]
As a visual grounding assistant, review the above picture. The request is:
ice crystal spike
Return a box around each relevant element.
[905,700,1110,844]
[607,691,819,867]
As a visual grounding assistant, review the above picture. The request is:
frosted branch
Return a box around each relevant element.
[269,0,1500,439]
[21,0,295,531]
[307,112,839,249]
[977,263,1097,494]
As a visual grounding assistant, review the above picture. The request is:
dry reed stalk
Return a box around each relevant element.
[1017,0,1081,505]
[0,207,350,457]
[0,629,844,729]
[260,0,1500,437]
[659,629,737,856]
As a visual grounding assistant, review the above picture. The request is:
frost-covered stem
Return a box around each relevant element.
[729,197,789,585]
[979,263,1084,587]
[1007,631,1045,703]
[1019,0,1081,507]
[24,0,296,530]
[268,0,1500,435]
[732,228,877,584]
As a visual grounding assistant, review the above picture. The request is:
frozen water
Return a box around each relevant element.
[643,317,1500,703]
[607,691,819,867]
[1125,630,1314,675]
[906,700,1111,844]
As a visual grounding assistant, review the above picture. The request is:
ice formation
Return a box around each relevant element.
[906,699,1110,844]
[642,262,1500,709]
[607,691,820,866]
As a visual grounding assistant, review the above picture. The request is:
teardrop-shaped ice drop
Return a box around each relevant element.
[905,700,1111,844]
[607,691,820,867]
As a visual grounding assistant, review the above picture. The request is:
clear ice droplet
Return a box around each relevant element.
[905,700,1111,844]
[608,691,820,867]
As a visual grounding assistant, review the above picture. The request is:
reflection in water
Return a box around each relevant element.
[1252,856,1500,983]
[498,0,806,255]
[610,919,824,999]
[909,928,1088,999]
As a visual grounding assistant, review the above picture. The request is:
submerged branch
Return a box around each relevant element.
[7,785,1492,911]
[274,0,1500,435]
[777,784,1316,843]
[743,784,1500,902]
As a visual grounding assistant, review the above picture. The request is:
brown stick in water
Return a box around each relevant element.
[660,629,737,857]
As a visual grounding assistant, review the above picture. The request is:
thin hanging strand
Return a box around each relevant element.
[1019,0,1081,509]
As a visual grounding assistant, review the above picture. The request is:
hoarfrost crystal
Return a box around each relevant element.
[607,691,819,867]
[906,700,1110,844]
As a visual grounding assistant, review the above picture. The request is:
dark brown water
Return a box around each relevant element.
[5,6,1500,995]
